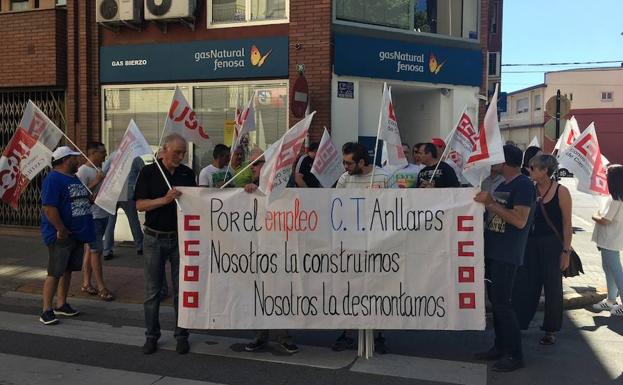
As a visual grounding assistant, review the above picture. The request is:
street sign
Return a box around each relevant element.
[545,94,571,117]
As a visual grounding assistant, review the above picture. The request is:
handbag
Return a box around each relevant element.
[538,195,584,278]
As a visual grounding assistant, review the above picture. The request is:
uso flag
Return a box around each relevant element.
[165,87,213,149]
[0,128,52,209]
[311,128,344,187]
[260,112,316,204]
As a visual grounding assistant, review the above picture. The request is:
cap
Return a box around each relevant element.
[431,137,446,149]
[52,146,80,161]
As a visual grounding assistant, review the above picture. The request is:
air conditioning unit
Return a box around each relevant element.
[145,0,196,20]
[96,0,142,23]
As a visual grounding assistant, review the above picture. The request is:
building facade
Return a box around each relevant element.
[0,0,498,229]
[500,67,623,164]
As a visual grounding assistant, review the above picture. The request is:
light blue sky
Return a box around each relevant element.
[502,0,623,93]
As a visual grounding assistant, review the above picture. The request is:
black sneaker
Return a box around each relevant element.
[137,249,143,256]
[332,332,355,351]
[54,303,79,317]
[474,346,503,361]
[103,252,114,260]
[39,309,58,325]
[244,340,267,352]
[492,356,525,372]
[142,338,158,354]
[176,338,190,354]
[280,342,299,354]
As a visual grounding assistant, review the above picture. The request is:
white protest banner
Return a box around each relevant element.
[165,87,213,148]
[381,142,408,175]
[177,188,485,330]
[18,100,64,151]
[528,136,540,148]
[462,85,505,186]
[0,128,52,209]
[95,120,152,214]
[236,94,256,138]
[259,112,315,204]
[559,122,609,196]
[554,116,581,155]
[311,128,344,188]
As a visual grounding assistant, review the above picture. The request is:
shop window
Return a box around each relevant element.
[601,91,613,102]
[210,0,288,26]
[516,97,529,114]
[193,83,288,169]
[11,0,30,11]
[102,83,288,172]
[534,94,541,111]
[56,0,67,6]
[335,0,479,41]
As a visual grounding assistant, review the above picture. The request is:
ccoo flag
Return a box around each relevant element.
[311,128,344,187]
[260,112,316,204]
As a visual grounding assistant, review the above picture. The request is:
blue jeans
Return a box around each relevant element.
[143,233,187,341]
[103,200,144,255]
[601,248,623,302]
[486,258,522,360]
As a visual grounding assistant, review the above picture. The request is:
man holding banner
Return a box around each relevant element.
[474,145,535,372]
[134,134,197,355]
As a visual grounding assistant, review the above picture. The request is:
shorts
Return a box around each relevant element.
[47,237,85,278]
[89,217,109,253]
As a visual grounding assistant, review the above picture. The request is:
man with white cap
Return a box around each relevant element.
[39,146,95,325]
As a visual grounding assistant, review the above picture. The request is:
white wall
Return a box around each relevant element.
[331,75,480,150]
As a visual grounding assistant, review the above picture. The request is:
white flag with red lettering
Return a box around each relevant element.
[462,85,505,186]
[378,83,402,146]
[311,128,344,188]
[559,123,609,196]
[446,112,478,171]
[235,93,256,138]
[95,120,152,214]
[19,100,64,151]
[554,116,581,156]
[165,87,212,148]
[260,112,315,204]
[0,128,52,209]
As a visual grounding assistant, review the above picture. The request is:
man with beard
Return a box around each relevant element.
[336,142,390,189]
[39,146,95,325]
[415,142,460,188]
[334,142,389,354]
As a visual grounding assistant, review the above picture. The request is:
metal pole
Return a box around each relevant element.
[555,89,561,140]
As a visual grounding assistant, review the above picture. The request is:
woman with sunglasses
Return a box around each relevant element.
[591,164,623,316]
[513,154,572,345]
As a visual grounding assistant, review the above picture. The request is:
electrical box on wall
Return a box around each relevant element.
[144,0,196,20]
[96,0,142,23]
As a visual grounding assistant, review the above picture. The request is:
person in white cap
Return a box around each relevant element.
[39,146,95,325]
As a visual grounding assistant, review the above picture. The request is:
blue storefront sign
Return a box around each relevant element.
[334,33,482,87]
[100,36,288,83]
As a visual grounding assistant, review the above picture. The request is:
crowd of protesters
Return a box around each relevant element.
[37,133,623,373]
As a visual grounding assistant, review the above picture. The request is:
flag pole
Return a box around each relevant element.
[56,129,100,172]
[428,106,467,184]
[151,154,182,211]
[370,83,387,189]
[220,150,265,189]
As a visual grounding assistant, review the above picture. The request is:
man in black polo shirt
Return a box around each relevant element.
[134,133,196,355]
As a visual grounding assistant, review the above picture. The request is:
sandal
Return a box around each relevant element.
[81,284,97,295]
[539,333,556,345]
[98,288,115,302]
